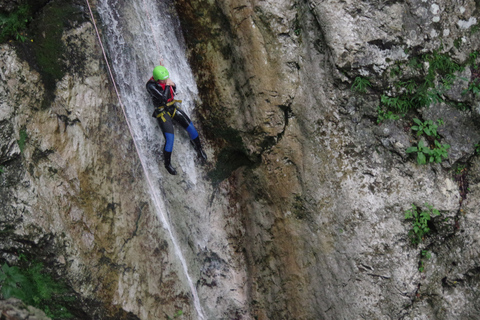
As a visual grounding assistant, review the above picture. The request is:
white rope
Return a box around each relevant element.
[84,1,204,319]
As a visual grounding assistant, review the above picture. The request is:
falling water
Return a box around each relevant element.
[95,0,204,318]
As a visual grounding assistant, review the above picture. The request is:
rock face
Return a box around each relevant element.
[1,0,480,320]
[0,1,198,319]
[0,298,51,320]
[175,0,480,319]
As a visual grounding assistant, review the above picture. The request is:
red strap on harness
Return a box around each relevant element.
[150,77,175,102]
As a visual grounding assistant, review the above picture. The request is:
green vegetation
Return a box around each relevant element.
[476,143,480,154]
[0,256,74,319]
[405,203,440,245]
[411,118,443,138]
[405,118,450,165]
[166,310,184,320]
[406,140,450,165]
[377,107,401,124]
[471,24,480,35]
[462,78,480,96]
[419,250,432,272]
[0,166,4,174]
[377,50,463,114]
[0,5,31,42]
[17,129,27,154]
[351,76,371,93]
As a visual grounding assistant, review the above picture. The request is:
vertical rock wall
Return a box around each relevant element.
[0,1,197,318]
[175,0,480,319]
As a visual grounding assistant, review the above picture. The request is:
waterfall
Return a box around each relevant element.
[95,0,204,318]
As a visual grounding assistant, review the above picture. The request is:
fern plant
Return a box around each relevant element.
[351,76,371,93]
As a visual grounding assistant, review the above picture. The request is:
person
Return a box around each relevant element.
[146,65,207,175]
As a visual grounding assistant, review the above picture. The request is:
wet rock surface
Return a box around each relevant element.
[1,0,480,319]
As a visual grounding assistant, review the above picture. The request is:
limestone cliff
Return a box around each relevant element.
[1,0,480,319]
[175,0,480,319]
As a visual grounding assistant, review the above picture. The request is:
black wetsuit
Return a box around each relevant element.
[146,77,205,174]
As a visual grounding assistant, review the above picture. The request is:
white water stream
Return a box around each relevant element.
[95,0,204,318]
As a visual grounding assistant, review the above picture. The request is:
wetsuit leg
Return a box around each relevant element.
[156,111,177,175]
[169,106,207,160]
[169,107,198,139]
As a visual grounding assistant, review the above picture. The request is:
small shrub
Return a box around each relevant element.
[405,203,440,245]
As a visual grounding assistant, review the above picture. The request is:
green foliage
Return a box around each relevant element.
[454,38,462,49]
[468,51,478,69]
[17,130,27,154]
[405,203,440,245]
[419,250,432,272]
[462,79,480,96]
[381,50,465,113]
[377,107,400,124]
[380,94,413,113]
[406,140,450,165]
[475,143,480,154]
[431,140,450,163]
[471,24,480,35]
[411,118,443,138]
[0,5,31,42]
[351,76,371,93]
[166,310,184,320]
[0,258,73,319]
[0,166,4,174]
[424,50,463,77]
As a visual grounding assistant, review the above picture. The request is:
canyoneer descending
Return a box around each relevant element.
[146,65,207,175]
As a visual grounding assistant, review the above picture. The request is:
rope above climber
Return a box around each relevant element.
[146,65,207,175]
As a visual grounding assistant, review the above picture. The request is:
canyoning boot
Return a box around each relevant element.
[163,151,177,175]
[192,137,207,161]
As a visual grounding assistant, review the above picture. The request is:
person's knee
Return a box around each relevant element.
[186,123,198,140]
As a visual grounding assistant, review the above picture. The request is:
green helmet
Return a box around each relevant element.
[153,66,169,81]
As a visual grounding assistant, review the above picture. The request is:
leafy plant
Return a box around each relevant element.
[405,203,440,245]
[0,5,31,42]
[476,143,480,154]
[0,258,73,319]
[406,140,450,165]
[0,166,4,174]
[462,79,480,96]
[351,77,371,93]
[411,118,443,138]
[17,129,27,153]
[431,140,450,163]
